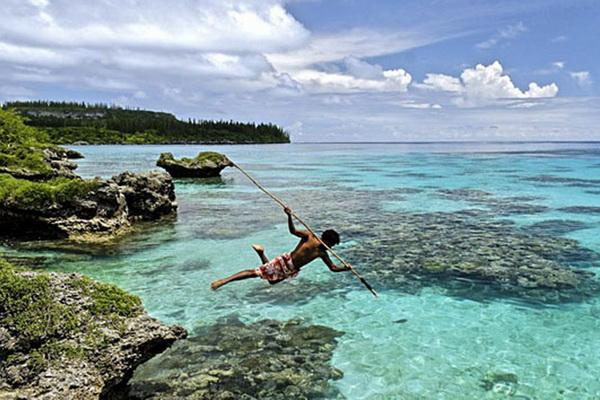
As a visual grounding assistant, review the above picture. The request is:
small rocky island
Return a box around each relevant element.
[156,151,233,178]
[0,109,177,242]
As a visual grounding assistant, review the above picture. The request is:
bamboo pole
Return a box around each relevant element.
[231,161,378,297]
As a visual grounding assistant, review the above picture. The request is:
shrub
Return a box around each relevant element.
[0,260,78,344]
[0,109,54,175]
[0,108,49,145]
[0,258,143,373]
[0,174,101,208]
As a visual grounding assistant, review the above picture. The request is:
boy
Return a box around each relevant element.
[211,207,350,290]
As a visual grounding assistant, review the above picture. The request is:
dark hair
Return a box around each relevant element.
[321,229,340,246]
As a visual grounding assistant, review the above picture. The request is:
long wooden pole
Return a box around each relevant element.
[231,161,378,297]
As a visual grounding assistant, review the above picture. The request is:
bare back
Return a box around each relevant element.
[290,233,326,269]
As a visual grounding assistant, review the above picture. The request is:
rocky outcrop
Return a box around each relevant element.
[0,262,187,400]
[1,111,179,243]
[64,148,85,159]
[127,316,344,400]
[113,172,178,221]
[0,172,177,242]
[156,152,232,178]
[0,146,79,181]
[42,147,80,179]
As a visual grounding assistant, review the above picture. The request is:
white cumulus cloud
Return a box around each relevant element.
[420,61,558,107]
[421,74,463,93]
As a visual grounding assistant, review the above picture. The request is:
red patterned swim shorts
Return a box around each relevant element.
[255,253,298,282]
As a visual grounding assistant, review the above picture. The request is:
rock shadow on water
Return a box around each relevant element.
[126,315,345,400]
[174,176,229,186]
[1,215,179,259]
[0,253,57,270]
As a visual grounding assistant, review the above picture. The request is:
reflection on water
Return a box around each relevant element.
[4,143,600,399]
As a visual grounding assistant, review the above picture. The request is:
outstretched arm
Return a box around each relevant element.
[321,252,351,273]
[284,207,309,238]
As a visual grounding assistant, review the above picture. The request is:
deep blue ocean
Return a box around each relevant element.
[6,143,600,399]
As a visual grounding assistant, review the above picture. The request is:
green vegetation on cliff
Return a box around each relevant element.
[1,256,184,398]
[0,174,101,208]
[0,110,99,211]
[0,258,142,374]
[0,259,77,346]
[69,275,142,318]
[0,109,52,176]
[4,101,291,145]
[0,108,49,145]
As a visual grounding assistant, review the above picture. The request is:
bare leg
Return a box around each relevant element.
[252,244,269,264]
[211,269,259,290]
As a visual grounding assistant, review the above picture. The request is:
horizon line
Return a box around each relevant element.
[292,140,600,144]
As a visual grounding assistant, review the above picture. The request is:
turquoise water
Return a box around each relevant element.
[6,143,600,399]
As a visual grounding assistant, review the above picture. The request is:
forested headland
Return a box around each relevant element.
[3,101,290,145]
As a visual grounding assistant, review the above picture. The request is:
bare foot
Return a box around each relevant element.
[252,244,264,252]
[211,280,224,290]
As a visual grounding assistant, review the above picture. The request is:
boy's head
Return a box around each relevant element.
[321,229,340,247]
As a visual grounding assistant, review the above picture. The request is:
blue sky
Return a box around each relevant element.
[0,0,598,141]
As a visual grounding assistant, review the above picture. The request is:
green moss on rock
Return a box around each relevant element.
[0,148,52,176]
[69,275,142,318]
[0,258,141,364]
[0,260,78,345]
[0,173,101,208]
[189,151,230,165]
[156,151,232,178]
[0,259,186,397]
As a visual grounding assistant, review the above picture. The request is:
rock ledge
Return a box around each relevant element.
[0,262,187,399]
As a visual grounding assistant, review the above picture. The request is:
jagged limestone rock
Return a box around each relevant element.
[113,171,178,221]
[156,152,232,178]
[0,261,187,400]
[0,172,177,242]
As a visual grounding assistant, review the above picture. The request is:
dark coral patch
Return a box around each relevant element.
[128,316,344,400]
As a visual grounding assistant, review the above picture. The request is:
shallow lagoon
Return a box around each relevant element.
[6,142,600,399]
